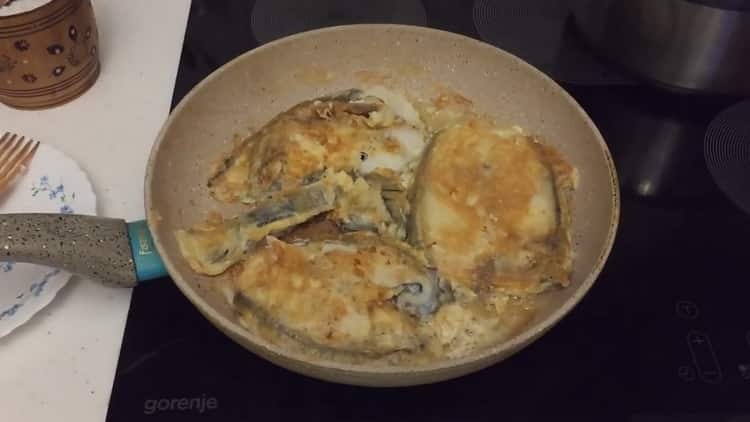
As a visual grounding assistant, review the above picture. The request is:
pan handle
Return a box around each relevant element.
[0,213,167,287]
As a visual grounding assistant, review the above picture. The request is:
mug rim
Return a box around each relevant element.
[0,0,68,22]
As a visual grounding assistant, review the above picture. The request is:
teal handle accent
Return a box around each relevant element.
[126,220,168,282]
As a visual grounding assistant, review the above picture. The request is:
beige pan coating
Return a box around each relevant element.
[145,24,619,386]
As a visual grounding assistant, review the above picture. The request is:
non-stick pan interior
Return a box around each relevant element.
[145,24,618,386]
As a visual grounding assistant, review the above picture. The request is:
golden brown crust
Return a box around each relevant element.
[415,91,477,134]
[207,90,426,205]
[231,235,429,355]
[410,118,575,295]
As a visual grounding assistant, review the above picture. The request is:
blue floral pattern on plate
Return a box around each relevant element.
[1,175,75,321]
[0,143,96,337]
[0,269,61,321]
[31,175,76,214]
[0,175,75,322]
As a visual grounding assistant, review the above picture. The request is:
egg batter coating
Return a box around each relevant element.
[229,232,452,356]
[208,88,426,206]
[175,87,580,362]
[409,118,577,296]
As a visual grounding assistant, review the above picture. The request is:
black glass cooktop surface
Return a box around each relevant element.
[106,1,750,421]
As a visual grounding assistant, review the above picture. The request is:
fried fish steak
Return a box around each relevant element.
[208,88,426,206]
[410,118,577,296]
[230,232,452,356]
[175,177,338,276]
[176,170,408,276]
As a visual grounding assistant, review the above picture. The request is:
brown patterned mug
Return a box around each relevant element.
[0,0,99,109]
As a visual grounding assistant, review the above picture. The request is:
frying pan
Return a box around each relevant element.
[0,25,619,386]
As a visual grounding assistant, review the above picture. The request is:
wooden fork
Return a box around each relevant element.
[0,132,40,194]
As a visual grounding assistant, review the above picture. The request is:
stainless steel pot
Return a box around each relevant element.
[572,0,750,96]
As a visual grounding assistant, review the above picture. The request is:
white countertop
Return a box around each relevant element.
[0,1,190,420]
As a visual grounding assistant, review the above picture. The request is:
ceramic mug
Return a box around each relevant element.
[0,0,99,109]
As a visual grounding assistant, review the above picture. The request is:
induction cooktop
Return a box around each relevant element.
[106,1,750,421]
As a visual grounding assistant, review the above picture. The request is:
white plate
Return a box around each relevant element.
[0,143,96,337]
